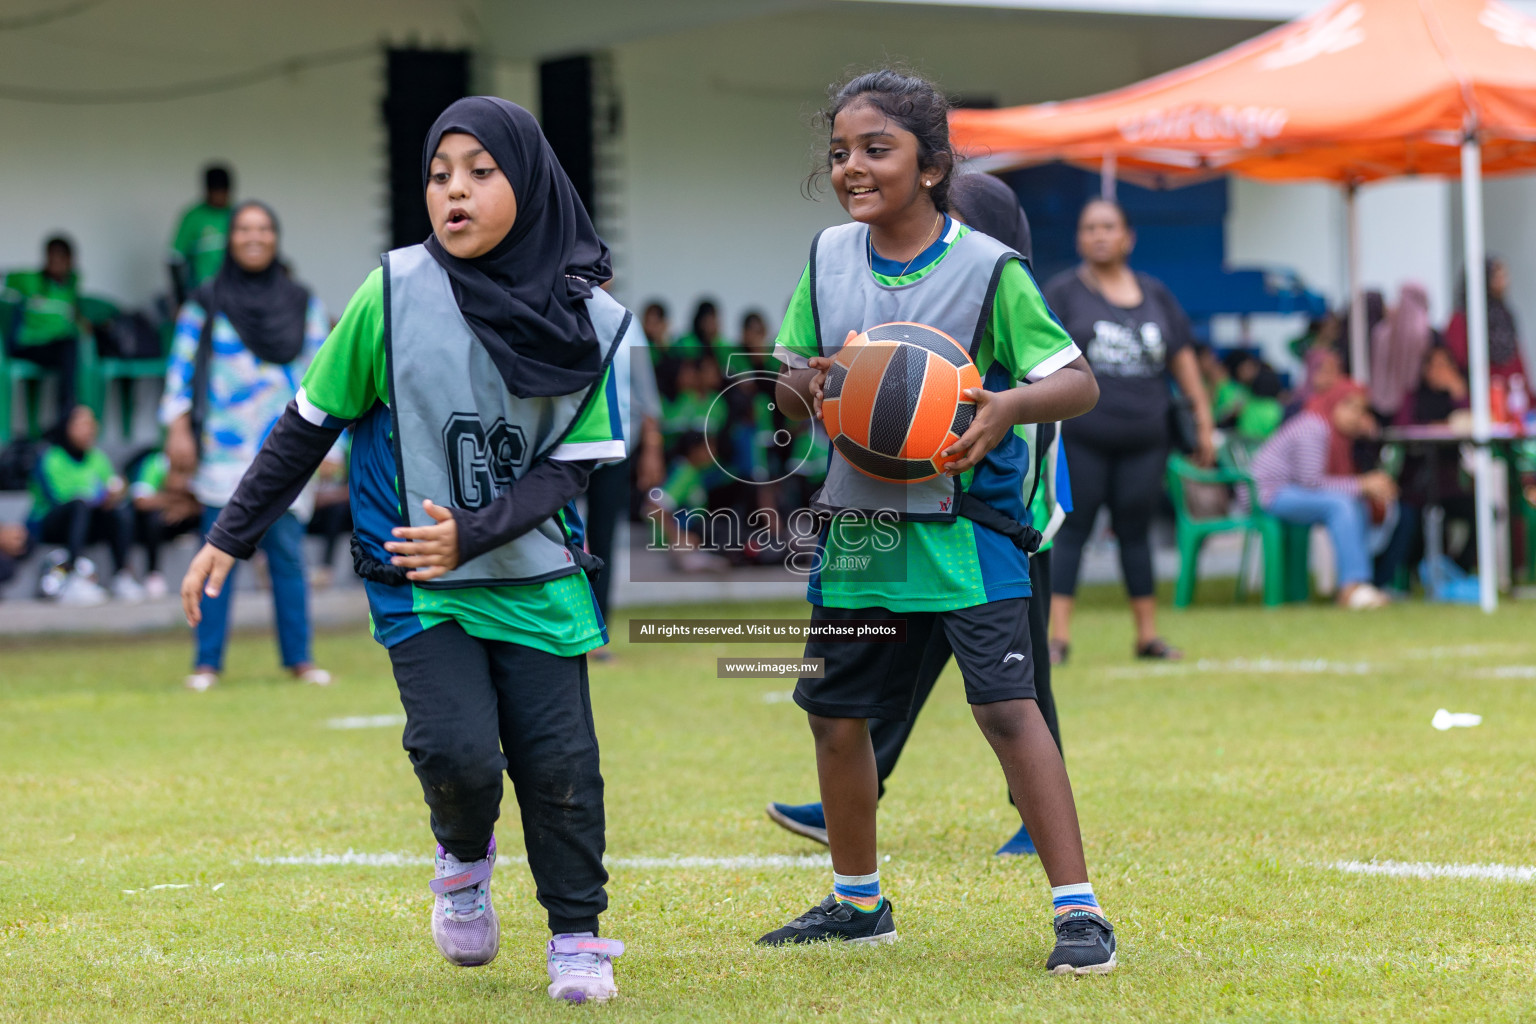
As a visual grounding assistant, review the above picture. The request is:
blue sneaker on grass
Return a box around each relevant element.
[765,801,828,845]
[995,823,1037,857]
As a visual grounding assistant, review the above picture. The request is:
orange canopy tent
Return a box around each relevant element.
[950,0,1536,611]
[949,0,1536,185]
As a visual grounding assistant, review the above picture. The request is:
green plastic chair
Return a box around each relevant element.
[0,296,50,442]
[1,294,114,441]
[0,344,49,442]
[1166,453,1311,607]
[1222,439,1314,603]
[76,295,169,440]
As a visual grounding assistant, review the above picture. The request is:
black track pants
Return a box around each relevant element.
[1052,436,1167,599]
[387,620,608,935]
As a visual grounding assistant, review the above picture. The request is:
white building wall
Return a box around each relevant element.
[4,0,1507,360]
[606,6,1271,335]
[0,0,472,315]
[1227,177,1455,360]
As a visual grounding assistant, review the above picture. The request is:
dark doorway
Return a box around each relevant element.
[383,49,470,249]
[539,55,595,212]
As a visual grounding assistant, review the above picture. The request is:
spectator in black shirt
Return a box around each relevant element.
[1043,198,1212,663]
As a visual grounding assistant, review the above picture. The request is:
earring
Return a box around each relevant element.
[924,180,931,187]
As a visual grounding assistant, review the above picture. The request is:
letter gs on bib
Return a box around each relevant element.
[443,413,528,510]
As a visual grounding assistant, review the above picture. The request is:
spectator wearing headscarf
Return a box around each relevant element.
[160,200,331,691]
[1395,346,1477,572]
[1369,283,1435,422]
[26,404,136,604]
[1249,381,1397,609]
[1287,343,1344,420]
[1445,257,1528,393]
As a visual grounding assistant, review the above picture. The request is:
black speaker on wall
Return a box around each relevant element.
[539,55,595,212]
[384,49,471,249]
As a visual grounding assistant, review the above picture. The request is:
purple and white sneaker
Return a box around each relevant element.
[429,837,499,967]
[547,933,624,1003]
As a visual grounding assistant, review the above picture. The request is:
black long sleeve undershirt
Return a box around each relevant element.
[208,402,599,570]
[453,458,595,563]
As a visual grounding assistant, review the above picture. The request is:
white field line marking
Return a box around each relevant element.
[255,851,427,867]
[325,714,407,730]
[608,854,831,870]
[1105,657,1374,677]
[1326,859,1536,882]
[1479,665,1536,678]
[123,882,222,894]
[251,851,830,870]
[762,691,796,704]
[1407,644,1524,658]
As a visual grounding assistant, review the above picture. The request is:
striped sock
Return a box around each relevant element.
[833,870,882,912]
[1051,882,1103,918]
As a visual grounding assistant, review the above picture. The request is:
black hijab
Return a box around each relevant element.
[190,200,309,366]
[949,173,1033,268]
[1455,258,1521,365]
[44,404,87,462]
[421,97,613,398]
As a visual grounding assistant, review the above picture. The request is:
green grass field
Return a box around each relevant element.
[3,590,1535,1023]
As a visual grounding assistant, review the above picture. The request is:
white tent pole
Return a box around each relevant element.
[1461,136,1498,613]
[1101,152,1117,201]
[1346,183,1368,384]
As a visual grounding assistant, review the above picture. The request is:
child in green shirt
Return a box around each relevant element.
[180,98,633,1003]
[28,405,139,604]
[756,69,1116,976]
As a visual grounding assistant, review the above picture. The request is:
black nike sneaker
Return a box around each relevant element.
[757,895,898,946]
[1046,908,1117,974]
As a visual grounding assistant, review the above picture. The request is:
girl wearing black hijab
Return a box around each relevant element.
[179,97,637,1003]
[160,200,330,692]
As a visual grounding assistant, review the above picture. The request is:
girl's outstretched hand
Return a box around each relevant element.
[941,388,1015,477]
[386,499,461,581]
[182,543,237,626]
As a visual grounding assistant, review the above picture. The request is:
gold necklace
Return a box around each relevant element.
[869,212,944,277]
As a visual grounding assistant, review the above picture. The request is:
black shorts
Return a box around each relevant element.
[793,600,1035,720]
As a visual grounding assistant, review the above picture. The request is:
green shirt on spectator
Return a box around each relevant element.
[28,446,119,524]
[130,450,170,501]
[2,270,81,348]
[170,202,232,288]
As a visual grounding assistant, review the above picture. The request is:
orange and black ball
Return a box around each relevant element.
[822,322,983,483]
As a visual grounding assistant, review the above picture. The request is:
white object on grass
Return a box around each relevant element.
[1431,708,1482,731]
[325,714,407,730]
[1327,860,1534,883]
